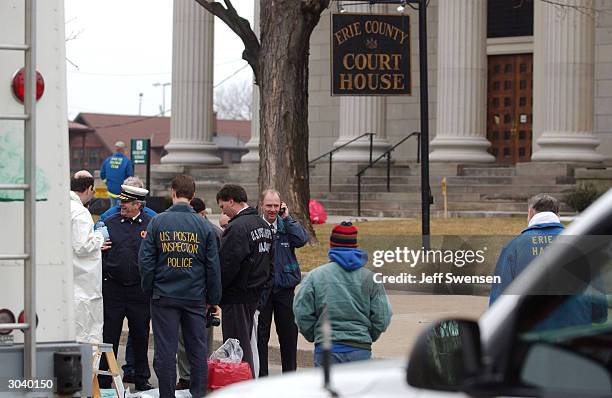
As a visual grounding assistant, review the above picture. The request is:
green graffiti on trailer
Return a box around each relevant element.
[0,125,48,201]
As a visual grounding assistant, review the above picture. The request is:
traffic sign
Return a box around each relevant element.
[131,138,149,165]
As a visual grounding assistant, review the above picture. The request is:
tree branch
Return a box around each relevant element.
[194,0,261,84]
[538,0,599,18]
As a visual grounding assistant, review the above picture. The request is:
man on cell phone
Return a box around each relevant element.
[257,189,309,376]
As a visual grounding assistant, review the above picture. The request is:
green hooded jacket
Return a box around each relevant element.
[293,247,392,349]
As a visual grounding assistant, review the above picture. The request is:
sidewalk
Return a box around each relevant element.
[120,293,488,369]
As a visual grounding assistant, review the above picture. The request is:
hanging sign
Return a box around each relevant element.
[331,13,411,96]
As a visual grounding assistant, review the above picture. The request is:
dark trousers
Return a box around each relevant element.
[257,288,298,376]
[122,333,135,375]
[151,297,208,398]
[221,303,258,377]
[99,279,151,388]
[177,323,215,381]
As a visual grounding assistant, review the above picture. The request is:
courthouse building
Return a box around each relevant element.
[154,0,612,215]
[163,0,612,166]
[160,0,611,166]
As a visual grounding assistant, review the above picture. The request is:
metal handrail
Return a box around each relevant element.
[356,132,421,216]
[0,323,30,331]
[309,132,375,192]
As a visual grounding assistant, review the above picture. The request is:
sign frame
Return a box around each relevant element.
[330,12,412,96]
[130,138,152,192]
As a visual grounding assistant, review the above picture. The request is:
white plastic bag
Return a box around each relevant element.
[251,310,260,378]
[210,338,243,363]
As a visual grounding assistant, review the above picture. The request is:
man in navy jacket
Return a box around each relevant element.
[139,175,221,398]
[98,184,153,391]
[257,189,308,376]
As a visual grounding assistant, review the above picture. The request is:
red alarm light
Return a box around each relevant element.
[11,67,44,103]
[0,309,16,335]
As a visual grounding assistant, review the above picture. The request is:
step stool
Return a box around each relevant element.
[91,343,126,398]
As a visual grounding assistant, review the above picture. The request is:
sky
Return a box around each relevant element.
[64,0,255,119]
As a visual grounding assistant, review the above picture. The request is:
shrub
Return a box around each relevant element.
[565,183,601,213]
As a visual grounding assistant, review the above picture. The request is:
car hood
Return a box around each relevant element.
[210,359,418,398]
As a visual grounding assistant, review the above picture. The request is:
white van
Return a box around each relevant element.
[211,189,612,397]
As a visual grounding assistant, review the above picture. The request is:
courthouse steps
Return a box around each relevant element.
[308,162,581,218]
[150,162,597,218]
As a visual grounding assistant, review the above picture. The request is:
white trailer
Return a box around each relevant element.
[0,0,92,396]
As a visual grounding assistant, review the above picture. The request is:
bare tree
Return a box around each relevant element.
[195,0,330,242]
[214,79,252,120]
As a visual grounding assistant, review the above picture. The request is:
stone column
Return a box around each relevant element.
[430,0,494,163]
[241,0,260,162]
[162,0,221,164]
[333,3,391,162]
[532,0,602,162]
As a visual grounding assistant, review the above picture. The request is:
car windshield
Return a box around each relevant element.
[511,234,612,396]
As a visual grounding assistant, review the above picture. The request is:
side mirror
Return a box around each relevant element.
[406,319,483,392]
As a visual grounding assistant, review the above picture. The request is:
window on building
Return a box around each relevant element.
[87,148,101,167]
[487,0,534,38]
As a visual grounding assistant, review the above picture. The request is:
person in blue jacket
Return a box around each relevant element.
[100,141,134,206]
[97,175,156,384]
[139,174,221,398]
[98,185,153,391]
[489,194,607,329]
[256,189,309,377]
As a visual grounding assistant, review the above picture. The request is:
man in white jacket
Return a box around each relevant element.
[70,170,108,344]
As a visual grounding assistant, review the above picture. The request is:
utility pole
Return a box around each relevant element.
[138,92,143,116]
[152,82,171,116]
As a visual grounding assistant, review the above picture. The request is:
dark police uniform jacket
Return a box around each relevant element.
[103,212,152,286]
[138,203,221,304]
[219,206,274,305]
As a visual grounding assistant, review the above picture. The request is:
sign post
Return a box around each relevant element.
[130,138,151,193]
[330,2,430,248]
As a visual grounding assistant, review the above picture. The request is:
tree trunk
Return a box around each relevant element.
[258,1,327,243]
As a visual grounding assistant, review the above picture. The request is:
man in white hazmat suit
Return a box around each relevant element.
[70,170,108,343]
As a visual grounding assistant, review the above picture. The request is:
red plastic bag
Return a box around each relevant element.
[208,359,253,390]
[309,199,327,224]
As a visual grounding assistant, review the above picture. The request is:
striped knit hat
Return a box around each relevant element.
[330,221,358,248]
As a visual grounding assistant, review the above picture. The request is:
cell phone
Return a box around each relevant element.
[279,206,286,215]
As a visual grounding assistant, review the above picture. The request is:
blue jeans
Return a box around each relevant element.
[313,349,371,367]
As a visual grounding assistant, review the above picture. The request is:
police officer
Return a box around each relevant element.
[139,175,221,398]
[216,184,274,378]
[98,185,152,391]
[175,198,223,391]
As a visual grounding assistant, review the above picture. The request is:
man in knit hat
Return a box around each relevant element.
[293,221,392,365]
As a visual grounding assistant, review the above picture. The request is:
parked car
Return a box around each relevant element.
[211,189,612,397]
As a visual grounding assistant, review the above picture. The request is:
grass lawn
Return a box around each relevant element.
[297,217,534,272]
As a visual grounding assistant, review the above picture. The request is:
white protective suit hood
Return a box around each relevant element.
[70,191,104,344]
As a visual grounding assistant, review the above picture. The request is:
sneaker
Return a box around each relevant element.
[122,374,135,384]
[175,378,191,390]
